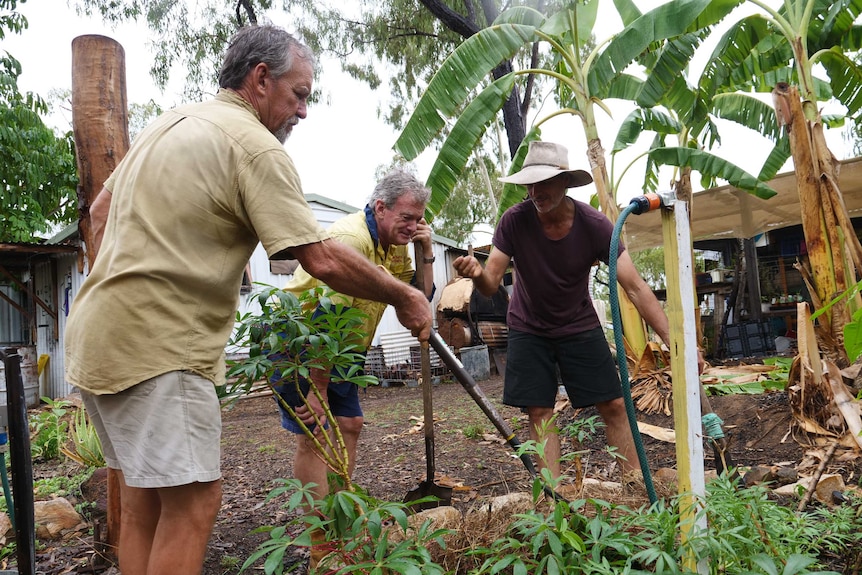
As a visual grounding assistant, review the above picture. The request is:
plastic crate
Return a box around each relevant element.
[722,320,775,358]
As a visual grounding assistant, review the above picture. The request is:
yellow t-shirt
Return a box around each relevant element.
[285,209,414,349]
[65,90,329,394]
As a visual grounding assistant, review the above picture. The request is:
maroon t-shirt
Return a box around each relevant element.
[493,198,623,338]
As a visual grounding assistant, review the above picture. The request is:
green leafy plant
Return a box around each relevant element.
[463,477,856,575]
[29,397,70,461]
[243,479,450,575]
[561,415,603,445]
[462,424,484,440]
[227,285,376,494]
[61,406,105,468]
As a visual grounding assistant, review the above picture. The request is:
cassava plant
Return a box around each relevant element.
[243,478,450,575]
[226,285,377,494]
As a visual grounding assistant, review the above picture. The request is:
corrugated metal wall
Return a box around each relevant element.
[34,254,79,400]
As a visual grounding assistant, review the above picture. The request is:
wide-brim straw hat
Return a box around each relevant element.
[499,141,593,187]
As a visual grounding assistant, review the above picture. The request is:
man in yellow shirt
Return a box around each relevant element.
[277,168,434,513]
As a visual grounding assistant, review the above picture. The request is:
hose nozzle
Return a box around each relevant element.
[628,193,662,215]
[629,191,676,214]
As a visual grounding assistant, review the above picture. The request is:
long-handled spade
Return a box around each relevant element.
[427,330,564,502]
[404,246,454,510]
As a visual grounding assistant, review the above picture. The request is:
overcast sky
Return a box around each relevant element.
[5,0,854,219]
[5,0,430,211]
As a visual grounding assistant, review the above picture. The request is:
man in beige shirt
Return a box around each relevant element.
[65,25,431,575]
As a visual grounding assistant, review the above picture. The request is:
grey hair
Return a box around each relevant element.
[218,25,316,89]
[370,169,431,208]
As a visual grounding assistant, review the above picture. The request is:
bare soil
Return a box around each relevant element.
[17,368,862,575]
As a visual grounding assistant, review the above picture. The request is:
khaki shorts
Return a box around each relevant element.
[81,371,222,488]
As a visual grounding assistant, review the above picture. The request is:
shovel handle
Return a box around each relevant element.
[415,240,436,482]
[429,331,535,475]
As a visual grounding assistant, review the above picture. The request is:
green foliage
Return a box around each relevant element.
[225,284,376,404]
[31,466,95,502]
[0,1,78,242]
[701,475,857,573]
[227,284,376,492]
[631,247,667,290]
[462,424,484,440]
[242,478,450,575]
[240,460,861,574]
[29,397,70,461]
[561,414,603,445]
[61,405,105,468]
[809,278,862,362]
[846,306,862,364]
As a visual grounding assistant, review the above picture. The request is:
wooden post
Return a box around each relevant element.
[71,35,130,272]
[71,34,130,554]
[661,200,707,575]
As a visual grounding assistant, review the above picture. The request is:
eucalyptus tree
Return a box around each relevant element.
[0,0,78,242]
[706,0,862,360]
[70,0,538,244]
[68,0,544,151]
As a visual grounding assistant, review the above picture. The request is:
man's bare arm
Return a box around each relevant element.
[89,187,112,261]
[451,248,510,297]
[292,239,433,340]
[616,249,705,372]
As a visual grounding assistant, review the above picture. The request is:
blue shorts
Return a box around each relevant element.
[503,327,621,409]
[273,363,364,434]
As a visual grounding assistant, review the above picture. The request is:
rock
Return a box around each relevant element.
[34,497,84,539]
[774,481,803,497]
[814,474,845,505]
[653,468,678,484]
[775,466,798,486]
[386,505,462,545]
[484,492,534,515]
[743,465,777,487]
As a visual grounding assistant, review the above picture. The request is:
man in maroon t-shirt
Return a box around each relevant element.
[453,140,703,482]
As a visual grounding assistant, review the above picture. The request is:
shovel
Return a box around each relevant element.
[404,244,453,510]
[428,330,564,502]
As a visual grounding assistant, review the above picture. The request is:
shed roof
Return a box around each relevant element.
[623,156,862,252]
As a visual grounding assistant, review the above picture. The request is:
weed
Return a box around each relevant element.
[220,554,240,571]
[30,398,71,461]
[257,444,276,455]
[32,467,94,501]
[462,424,484,439]
[245,478,449,575]
[561,414,603,445]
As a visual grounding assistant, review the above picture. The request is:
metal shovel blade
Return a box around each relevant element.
[403,343,453,510]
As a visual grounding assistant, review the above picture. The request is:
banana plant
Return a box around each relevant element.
[394,0,747,355]
[705,0,862,360]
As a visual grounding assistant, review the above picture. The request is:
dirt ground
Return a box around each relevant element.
[19,366,862,574]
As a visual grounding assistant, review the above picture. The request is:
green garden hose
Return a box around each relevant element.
[609,198,660,504]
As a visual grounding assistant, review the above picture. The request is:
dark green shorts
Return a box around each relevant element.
[503,327,621,409]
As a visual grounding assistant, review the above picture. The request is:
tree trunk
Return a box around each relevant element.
[71,34,131,553]
[586,137,647,354]
[772,82,857,364]
[71,35,130,273]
